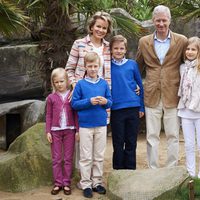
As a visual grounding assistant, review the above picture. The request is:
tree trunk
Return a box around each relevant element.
[39,0,75,96]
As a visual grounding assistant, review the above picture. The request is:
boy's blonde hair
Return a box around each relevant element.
[87,11,113,36]
[84,52,101,67]
[51,67,71,92]
[110,34,128,49]
[185,36,200,72]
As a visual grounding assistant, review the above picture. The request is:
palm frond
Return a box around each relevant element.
[110,12,149,38]
[18,0,45,22]
[0,1,29,36]
[182,8,200,19]
[26,0,41,7]
[172,1,200,21]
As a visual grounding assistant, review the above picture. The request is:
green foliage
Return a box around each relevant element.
[1,0,149,38]
[176,177,200,200]
[132,0,152,20]
[75,0,113,14]
[112,0,152,20]
[154,177,200,200]
[18,0,45,22]
[0,1,28,36]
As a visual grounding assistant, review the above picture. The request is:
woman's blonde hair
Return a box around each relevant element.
[110,34,128,49]
[87,11,113,36]
[185,36,200,71]
[51,67,71,92]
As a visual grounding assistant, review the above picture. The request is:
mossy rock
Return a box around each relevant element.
[107,167,189,200]
[0,123,52,192]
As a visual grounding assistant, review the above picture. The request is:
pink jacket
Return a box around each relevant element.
[65,34,111,88]
[45,92,79,133]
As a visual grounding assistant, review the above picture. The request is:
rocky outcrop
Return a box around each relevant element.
[0,100,45,129]
[107,166,188,200]
[0,123,52,192]
[0,100,45,149]
[0,44,44,103]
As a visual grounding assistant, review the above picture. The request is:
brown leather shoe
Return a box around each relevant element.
[51,185,62,195]
[63,186,71,195]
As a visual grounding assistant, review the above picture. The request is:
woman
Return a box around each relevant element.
[65,11,113,89]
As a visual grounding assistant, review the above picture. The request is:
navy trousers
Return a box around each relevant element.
[111,107,139,170]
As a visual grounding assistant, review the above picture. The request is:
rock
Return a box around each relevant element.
[107,166,188,200]
[0,123,52,192]
[110,8,142,25]
[0,100,45,149]
[0,44,44,103]
[21,100,45,132]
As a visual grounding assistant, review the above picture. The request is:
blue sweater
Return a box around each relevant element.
[71,78,112,128]
[111,59,144,112]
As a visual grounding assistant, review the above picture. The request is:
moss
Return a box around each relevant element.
[0,123,52,192]
[107,171,129,200]
[154,177,200,200]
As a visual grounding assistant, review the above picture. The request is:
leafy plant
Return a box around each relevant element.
[0,1,28,36]
[132,0,152,21]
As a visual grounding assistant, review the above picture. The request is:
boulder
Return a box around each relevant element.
[0,100,45,149]
[0,123,52,192]
[0,44,44,103]
[0,100,45,131]
[21,100,45,132]
[107,166,188,200]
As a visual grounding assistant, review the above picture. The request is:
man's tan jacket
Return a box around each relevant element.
[136,31,187,108]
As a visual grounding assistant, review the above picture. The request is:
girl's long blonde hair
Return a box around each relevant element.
[51,67,71,92]
[185,37,200,72]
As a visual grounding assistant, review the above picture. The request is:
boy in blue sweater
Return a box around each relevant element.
[110,35,144,170]
[71,52,112,198]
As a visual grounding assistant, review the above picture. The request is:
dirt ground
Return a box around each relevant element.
[0,132,186,200]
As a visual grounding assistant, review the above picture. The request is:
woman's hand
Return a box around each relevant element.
[68,83,76,102]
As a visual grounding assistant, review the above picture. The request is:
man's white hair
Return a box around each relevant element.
[152,5,171,20]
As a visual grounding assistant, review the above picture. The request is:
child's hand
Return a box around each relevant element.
[75,132,80,142]
[139,111,144,118]
[97,96,107,105]
[90,97,99,105]
[135,85,140,95]
[46,132,52,143]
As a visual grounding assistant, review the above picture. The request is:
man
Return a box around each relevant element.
[136,5,187,169]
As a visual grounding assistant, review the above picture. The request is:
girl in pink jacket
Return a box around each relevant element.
[46,68,78,195]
